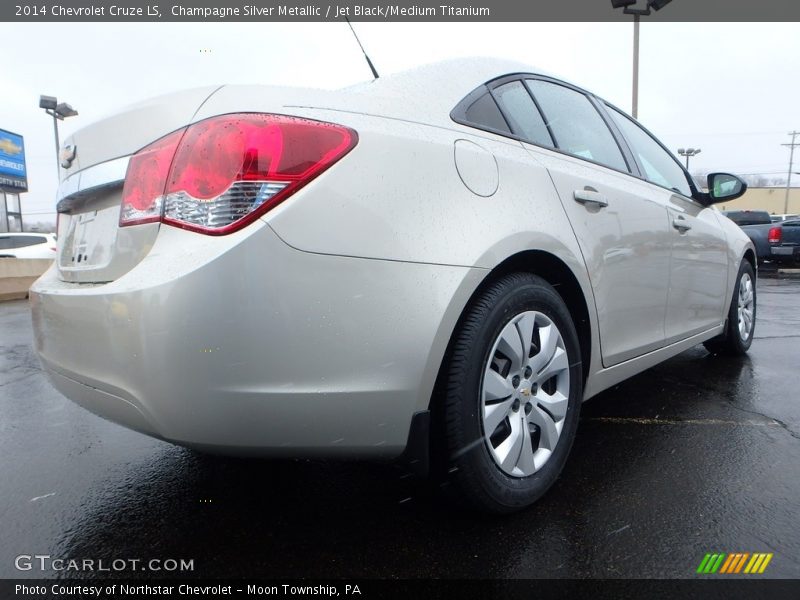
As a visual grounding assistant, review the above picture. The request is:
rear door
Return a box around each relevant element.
[605,106,728,342]
[490,77,672,366]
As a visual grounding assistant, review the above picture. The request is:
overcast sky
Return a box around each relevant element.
[1,22,799,222]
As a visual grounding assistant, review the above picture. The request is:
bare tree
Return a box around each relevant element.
[23,219,56,233]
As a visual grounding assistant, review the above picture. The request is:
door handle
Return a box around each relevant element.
[672,216,692,233]
[573,189,609,208]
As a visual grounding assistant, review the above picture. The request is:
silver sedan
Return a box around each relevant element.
[31,58,756,512]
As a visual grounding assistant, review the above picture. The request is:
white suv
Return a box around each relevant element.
[0,233,57,259]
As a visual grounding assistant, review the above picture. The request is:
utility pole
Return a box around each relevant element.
[783,131,799,214]
[632,13,640,119]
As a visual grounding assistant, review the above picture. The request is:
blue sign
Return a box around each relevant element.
[0,128,28,193]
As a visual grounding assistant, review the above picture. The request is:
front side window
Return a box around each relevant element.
[607,107,693,197]
[526,80,629,173]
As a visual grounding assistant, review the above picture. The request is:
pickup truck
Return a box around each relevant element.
[721,210,800,265]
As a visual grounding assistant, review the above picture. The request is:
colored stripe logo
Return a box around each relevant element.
[697,552,773,574]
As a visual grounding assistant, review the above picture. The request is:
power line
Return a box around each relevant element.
[733,171,792,177]
[665,131,790,137]
[687,161,789,172]
[782,131,800,213]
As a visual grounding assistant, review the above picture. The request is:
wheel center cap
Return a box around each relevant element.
[519,379,536,397]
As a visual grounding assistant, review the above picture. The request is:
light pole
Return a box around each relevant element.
[39,95,78,180]
[611,0,673,119]
[677,147,702,170]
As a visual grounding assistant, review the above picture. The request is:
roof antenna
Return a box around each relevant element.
[345,17,379,80]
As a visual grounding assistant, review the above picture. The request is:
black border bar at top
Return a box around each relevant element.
[2,0,800,22]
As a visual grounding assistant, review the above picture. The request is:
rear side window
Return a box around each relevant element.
[492,81,553,147]
[607,108,692,197]
[526,79,628,173]
[462,93,511,134]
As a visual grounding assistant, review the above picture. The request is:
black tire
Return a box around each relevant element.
[703,260,756,356]
[439,273,583,514]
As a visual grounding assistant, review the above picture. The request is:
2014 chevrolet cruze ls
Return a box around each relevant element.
[31,58,756,513]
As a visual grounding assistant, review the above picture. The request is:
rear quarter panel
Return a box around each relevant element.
[245,109,602,397]
[251,110,586,271]
[740,223,772,262]
[716,212,758,293]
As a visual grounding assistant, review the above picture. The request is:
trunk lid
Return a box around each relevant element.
[56,86,221,283]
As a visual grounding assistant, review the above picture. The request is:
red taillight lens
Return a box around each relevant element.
[768,226,782,244]
[120,114,357,234]
[120,129,185,226]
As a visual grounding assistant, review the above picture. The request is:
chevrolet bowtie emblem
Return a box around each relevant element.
[60,143,77,169]
[520,388,532,397]
[0,137,23,155]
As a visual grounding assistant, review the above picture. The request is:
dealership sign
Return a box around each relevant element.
[0,128,28,193]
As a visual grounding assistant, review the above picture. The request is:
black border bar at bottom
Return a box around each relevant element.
[3,579,800,600]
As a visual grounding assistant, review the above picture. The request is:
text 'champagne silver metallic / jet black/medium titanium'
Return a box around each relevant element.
[30,58,756,513]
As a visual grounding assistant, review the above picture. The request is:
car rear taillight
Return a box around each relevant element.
[120,114,357,234]
[768,227,782,244]
[120,129,185,226]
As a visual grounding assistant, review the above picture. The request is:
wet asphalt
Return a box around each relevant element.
[1,271,799,580]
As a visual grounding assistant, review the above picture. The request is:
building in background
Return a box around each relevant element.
[716,187,800,215]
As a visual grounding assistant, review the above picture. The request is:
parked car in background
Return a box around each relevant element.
[760,220,800,265]
[30,58,756,513]
[0,233,57,259]
[721,210,800,265]
[721,210,772,227]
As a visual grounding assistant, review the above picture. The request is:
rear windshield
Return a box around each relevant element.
[0,235,47,249]
[722,211,772,226]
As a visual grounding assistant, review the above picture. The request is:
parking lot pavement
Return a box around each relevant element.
[1,272,799,580]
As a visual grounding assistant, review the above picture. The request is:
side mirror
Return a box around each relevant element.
[706,173,747,204]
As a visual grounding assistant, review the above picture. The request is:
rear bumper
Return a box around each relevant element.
[770,246,800,262]
[30,222,481,457]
